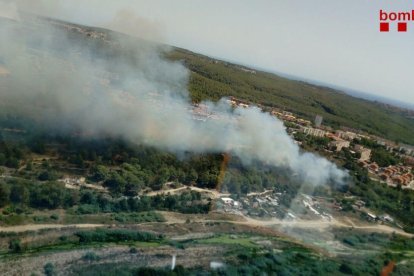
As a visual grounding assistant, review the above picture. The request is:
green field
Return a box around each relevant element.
[198,234,259,249]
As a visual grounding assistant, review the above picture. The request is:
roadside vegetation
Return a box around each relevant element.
[70,235,414,276]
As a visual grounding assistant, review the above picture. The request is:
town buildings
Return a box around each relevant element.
[354,145,371,161]
[329,139,350,151]
[302,127,326,137]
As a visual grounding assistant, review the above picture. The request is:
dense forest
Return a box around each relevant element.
[0,130,305,213]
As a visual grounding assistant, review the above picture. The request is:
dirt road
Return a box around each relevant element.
[0,212,412,238]
[145,186,230,198]
[158,211,414,238]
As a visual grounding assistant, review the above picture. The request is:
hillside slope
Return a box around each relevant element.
[169,49,414,145]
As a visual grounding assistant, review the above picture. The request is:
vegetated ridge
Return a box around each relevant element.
[168,49,414,145]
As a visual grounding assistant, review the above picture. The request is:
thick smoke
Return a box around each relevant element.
[0,9,347,186]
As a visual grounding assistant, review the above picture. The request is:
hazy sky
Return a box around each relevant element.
[8,0,414,104]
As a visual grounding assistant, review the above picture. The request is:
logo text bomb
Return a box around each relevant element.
[379,10,414,32]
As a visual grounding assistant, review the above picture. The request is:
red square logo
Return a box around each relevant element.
[380,22,389,32]
[398,22,407,32]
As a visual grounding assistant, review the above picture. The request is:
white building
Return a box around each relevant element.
[330,140,350,151]
[354,145,371,161]
[303,127,326,137]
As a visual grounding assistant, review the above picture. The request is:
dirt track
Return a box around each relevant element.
[159,211,413,237]
[240,216,413,237]
[2,212,411,238]
[145,186,229,198]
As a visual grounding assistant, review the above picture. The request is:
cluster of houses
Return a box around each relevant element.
[292,119,413,162]
[247,191,280,209]
[191,103,226,122]
[377,165,413,187]
[272,107,414,189]
[219,190,281,217]
[359,162,413,188]
[192,99,254,122]
[219,192,335,221]
[299,126,373,162]
[192,96,414,191]
[226,97,250,109]
[272,110,312,127]
[219,197,242,214]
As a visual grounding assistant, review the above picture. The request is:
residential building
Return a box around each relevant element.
[354,145,371,161]
[336,130,358,141]
[399,144,414,156]
[302,127,326,137]
[330,139,350,151]
[368,163,379,173]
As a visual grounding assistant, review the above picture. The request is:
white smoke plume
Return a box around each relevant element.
[0,6,347,187]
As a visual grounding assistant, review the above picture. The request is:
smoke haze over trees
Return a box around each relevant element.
[0,6,346,187]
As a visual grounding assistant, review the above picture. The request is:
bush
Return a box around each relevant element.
[0,182,10,207]
[44,263,55,276]
[29,182,66,209]
[75,229,162,243]
[37,170,59,181]
[50,214,59,220]
[82,252,100,262]
[339,263,353,274]
[8,239,23,253]
[76,204,100,214]
[59,235,68,242]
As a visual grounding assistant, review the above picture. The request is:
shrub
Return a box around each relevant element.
[44,263,55,276]
[339,263,353,274]
[76,204,100,214]
[50,214,59,220]
[82,252,100,262]
[38,170,59,181]
[75,229,162,243]
[8,239,23,253]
